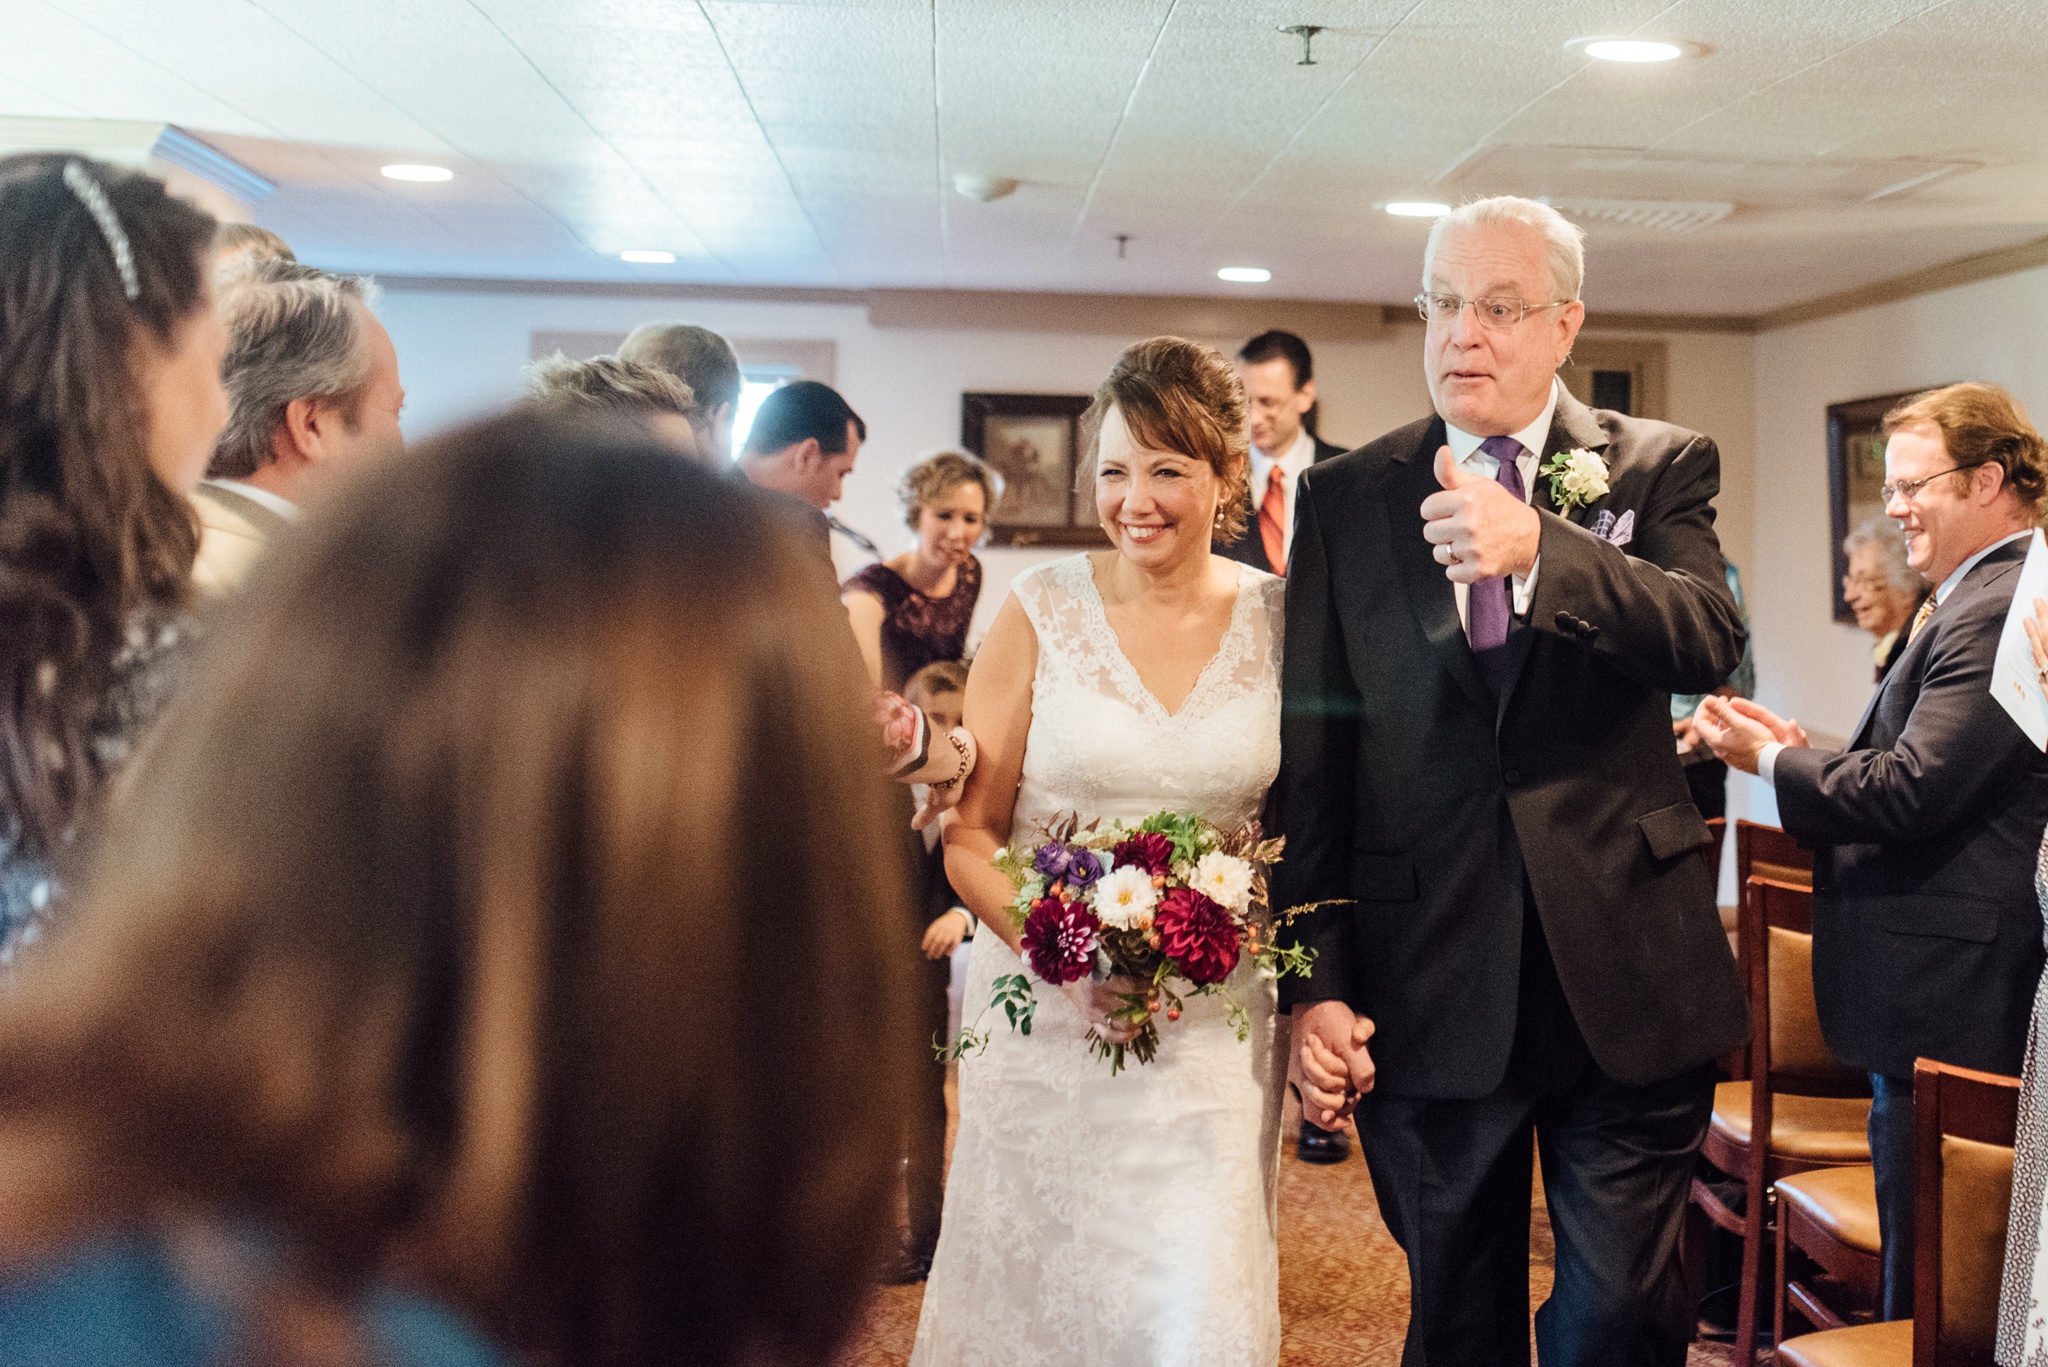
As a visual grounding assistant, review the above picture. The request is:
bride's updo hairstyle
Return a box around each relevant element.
[1081,335,1251,542]
[0,413,914,1367]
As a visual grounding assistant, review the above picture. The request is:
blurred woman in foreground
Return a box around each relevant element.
[0,414,915,1366]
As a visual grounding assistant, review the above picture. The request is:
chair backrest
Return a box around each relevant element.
[1913,1059,2022,1367]
[1743,875,1866,1095]
[1737,818,1813,890]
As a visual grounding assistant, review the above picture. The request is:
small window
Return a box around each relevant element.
[730,365,804,455]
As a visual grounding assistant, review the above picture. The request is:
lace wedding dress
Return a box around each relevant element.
[910,553,1287,1367]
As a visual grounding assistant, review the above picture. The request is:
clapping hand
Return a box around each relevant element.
[1694,696,1808,776]
[1420,445,1542,584]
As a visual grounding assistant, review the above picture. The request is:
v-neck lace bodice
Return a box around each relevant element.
[1008,553,1282,833]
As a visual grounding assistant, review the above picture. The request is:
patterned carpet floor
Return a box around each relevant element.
[835,1090,1750,1366]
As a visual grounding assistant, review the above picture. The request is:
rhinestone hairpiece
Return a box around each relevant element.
[61,160,139,301]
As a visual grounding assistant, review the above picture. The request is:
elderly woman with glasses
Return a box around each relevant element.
[1843,514,1928,682]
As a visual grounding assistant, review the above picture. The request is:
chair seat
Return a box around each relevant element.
[1776,1164,1881,1253]
[1710,1082,1873,1163]
[1776,1318,1912,1367]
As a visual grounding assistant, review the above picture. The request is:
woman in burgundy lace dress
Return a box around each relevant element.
[842,449,999,691]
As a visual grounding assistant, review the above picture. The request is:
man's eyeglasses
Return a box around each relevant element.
[1414,293,1572,330]
[1879,463,1979,504]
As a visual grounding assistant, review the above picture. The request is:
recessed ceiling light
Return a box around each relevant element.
[1385,201,1451,218]
[1217,266,1271,283]
[620,249,676,264]
[1569,36,1701,63]
[380,164,453,182]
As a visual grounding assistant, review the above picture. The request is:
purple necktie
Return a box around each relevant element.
[1468,436,1525,689]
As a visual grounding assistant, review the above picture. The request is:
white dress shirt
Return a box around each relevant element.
[1756,528,2034,785]
[1249,427,1317,564]
[1442,379,1558,632]
[209,478,300,522]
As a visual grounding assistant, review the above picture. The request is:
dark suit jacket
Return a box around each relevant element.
[1215,434,1348,572]
[1774,537,2048,1079]
[1271,391,1750,1098]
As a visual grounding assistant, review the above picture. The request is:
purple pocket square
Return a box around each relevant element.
[1591,509,1634,547]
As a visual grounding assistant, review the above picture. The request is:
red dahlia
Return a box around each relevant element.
[1112,831,1174,877]
[1021,896,1100,985]
[1153,887,1240,985]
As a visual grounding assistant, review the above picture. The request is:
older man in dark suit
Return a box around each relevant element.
[1697,382,2048,1321]
[1273,196,1749,1367]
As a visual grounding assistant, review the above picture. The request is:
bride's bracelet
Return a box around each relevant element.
[927,730,972,791]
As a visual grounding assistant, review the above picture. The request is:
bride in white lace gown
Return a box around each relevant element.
[912,340,1286,1367]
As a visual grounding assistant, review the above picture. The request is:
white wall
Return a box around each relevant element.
[1749,264,2048,738]
[374,288,1754,648]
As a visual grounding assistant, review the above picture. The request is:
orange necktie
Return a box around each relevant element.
[1259,468,1288,576]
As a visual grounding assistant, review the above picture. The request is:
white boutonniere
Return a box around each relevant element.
[1537,448,1608,513]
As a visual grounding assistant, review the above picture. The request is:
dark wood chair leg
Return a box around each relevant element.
[1774,1193,1789,1346]
[1735,1190,1764,1367]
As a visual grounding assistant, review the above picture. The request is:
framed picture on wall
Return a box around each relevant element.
[1827,388,1933,624]
[961,392,1106,547]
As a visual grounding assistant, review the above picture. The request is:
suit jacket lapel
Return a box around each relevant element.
[1496,389,1612,712]
[1388,419,1494,715]
[1848,537,2029,748]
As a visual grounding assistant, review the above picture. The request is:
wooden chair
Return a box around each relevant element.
[1775,1060,2021,1367]
[1776,1162,1881,1338]
[1736,818,1814,891]
[1691,874,1873,1366]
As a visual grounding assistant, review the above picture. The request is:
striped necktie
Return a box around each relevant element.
[1906,594,1936,646]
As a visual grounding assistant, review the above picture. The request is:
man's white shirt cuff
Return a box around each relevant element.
[1758,741,1785,787]
[1512,556,1540,616]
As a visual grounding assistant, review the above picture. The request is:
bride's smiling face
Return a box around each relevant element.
[1094,404,1221,568]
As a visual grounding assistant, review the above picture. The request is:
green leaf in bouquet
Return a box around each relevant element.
[937,1026,989,1062]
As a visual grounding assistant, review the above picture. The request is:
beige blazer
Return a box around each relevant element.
[191,481,290,597]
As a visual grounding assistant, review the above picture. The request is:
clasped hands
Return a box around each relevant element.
[1421,445,1541,583]
[1290,1000,1377,1127]
[1692,695,1809,775]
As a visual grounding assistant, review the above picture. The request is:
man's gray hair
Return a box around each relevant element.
[1423,196,1587,303]
[209,260,377,479]
[526,353,696,418]
[618,323,742,412]
[1843,515,1922,595]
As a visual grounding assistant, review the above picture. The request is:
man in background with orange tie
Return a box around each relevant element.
[1219,331,1347,585]
[1222,330,1351,1164]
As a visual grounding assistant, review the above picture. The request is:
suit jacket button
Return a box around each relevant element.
[1554,611,1574,632]
[1503,767,1522,787]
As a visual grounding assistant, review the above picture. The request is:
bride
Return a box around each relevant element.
[911,337,1288,1366]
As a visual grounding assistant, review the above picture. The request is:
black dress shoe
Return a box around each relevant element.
[1296,1123,1350,1164]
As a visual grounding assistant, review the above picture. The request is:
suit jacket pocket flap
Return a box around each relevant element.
[1351,852,1417,902]
[1877,895,1998,944]
[1637,801,1711,861]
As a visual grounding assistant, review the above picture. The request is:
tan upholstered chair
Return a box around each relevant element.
[1691,875,1872,1366]
[1775,1059,2020,1367]
[1776,1162,1881,1337]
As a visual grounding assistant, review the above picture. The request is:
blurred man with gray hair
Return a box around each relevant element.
[1843,514,1928,681]
[618,322,743,462]
[194,260,405,594]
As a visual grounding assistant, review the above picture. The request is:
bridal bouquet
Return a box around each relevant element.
[949,810,1329,1073]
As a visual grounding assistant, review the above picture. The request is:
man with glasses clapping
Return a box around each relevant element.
[1697,381,2048,1323]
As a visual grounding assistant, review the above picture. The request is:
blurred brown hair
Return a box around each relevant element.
[1080,336,1251,542]
[0,413,914,1367]
[1884,381,2048,521]
[0,154,215,859]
